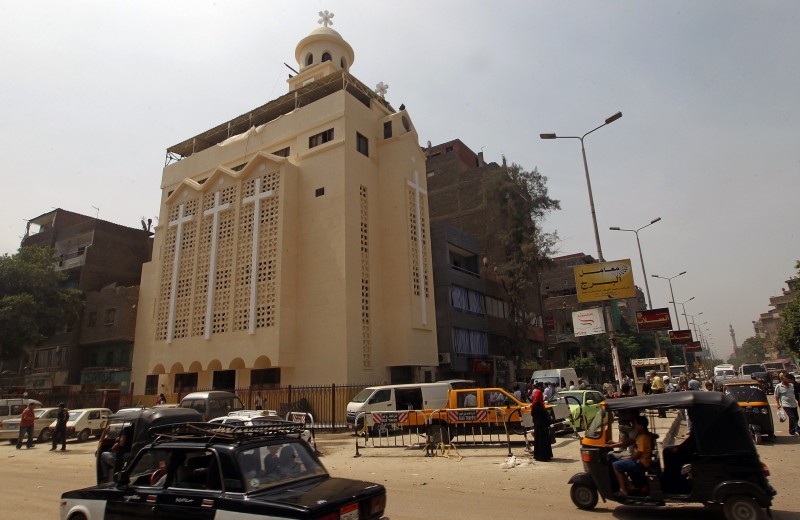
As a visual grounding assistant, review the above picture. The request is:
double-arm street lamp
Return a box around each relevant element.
[669,296,695,331]
[609,217,661,309]
[651,271,686,330]
[540,111,624,385]
[652,271,687,366]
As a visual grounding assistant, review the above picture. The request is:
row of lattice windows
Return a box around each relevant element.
[155,171,281,341]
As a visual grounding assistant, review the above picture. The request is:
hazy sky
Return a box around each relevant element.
[2,1,797,361]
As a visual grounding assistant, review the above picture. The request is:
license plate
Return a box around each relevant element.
[340,502,359,520]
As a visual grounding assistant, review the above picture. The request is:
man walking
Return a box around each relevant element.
[51,402,69,451]
[775,372,799,437]
[16,402,36,449]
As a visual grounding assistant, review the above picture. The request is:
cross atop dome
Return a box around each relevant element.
[318,10,334,28]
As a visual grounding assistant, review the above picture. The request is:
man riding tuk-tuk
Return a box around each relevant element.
[721,379,775,445]
[568,392,775,520]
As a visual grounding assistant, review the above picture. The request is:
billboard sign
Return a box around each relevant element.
[574,259,636,303]
[685,341,702,352]
[669,330,694,345]
[635,308,673,332]
[572,307,606,337]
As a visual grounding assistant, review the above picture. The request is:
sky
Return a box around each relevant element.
[1,1,798,361]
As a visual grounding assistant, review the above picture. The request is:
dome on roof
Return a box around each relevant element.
[295,21,354,72]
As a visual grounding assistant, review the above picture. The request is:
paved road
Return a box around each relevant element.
[1,404,799,519]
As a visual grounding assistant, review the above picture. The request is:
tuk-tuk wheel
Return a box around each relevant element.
[723,495,765,520]
[570,483,598,510]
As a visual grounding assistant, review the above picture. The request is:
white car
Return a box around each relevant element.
[209,410,315,450]
[0,407,60,442]
[48,408,111,442]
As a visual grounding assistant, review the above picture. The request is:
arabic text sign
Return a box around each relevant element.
[635,308,673,332]
[574,259,636,303]
[669,330,694,345]
[685,341,702,352]
[572,307,606,337]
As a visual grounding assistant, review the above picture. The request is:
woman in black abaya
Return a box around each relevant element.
[531,382,553,461]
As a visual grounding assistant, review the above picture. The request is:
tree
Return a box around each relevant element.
[484,160,560,361]
[0,246,83,366]
[779,261,800,357]
[737,336,767,364]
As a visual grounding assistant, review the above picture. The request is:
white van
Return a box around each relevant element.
[530,368,580,390]
[346,380,472,429]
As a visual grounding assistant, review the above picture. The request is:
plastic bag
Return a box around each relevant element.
[778,408,787,423]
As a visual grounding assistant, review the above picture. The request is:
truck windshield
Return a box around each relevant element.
[350,388,375,403]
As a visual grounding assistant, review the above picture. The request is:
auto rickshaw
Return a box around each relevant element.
[568,392,775,520]
[721,379,775,444]
[95,407,202,484]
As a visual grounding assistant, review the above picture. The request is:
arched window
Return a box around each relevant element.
[305,53,313,66]
[322,52,332,62]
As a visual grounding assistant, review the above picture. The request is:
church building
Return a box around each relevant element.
[131,14,437,397]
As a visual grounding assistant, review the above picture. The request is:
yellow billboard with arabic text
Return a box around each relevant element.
[574,259,636,303]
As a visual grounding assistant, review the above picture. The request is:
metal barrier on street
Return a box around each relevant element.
[353,410,429,457]
[426,407,513,457]
[286,411,317,452]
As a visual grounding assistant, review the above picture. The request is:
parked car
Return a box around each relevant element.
[0,398,43,427]
[549,390,604,431]
[0,406,60,443]
[61,422,388,520]
[48,408,111,442]
[209,410,316,451]
[179,390,244,421]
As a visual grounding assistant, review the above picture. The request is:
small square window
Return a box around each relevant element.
[383,121,392,139]
[315,187,325,197]
[445,146,454,153]
[104,308,116,326]
[272,147,290,157]
[356,133,369,156]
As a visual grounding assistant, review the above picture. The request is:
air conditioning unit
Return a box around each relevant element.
[438,353,451,364]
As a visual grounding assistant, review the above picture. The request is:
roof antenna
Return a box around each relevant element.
[284,62,299,75]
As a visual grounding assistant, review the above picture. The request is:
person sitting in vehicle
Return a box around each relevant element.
[462,392,478,407]
[662,431,696,493]
[612,415,653,496]
[100,425,134,479]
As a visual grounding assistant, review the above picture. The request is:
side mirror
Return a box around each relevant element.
[586,400,595,405]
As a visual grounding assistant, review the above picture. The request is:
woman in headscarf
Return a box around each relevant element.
[531,381,553,461]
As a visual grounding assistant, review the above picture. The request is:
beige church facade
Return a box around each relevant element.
[130,19,437,397]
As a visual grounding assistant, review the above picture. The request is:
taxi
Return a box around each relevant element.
[61,422,388,520]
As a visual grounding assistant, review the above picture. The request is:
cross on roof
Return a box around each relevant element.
[318,10,334,28]
[375,82,389,98]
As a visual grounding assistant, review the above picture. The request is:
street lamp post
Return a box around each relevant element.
[541,111,624,385]
[652,272,687,331]
[609,217,661,309]
[652,271,687,366]
[669,296,696,331]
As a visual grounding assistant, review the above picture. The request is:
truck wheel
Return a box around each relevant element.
[505,409,526,435]
[77,428,91,443]
[39,428,52,442]
[570,483,598,510]
[722,495,765,520]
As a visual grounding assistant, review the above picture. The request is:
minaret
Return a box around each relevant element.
[729,324,738,357]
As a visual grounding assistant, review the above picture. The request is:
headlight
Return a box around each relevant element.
[761,408,769,414]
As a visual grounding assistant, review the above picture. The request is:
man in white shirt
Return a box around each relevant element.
[775,372,799,436]
[543,382,554,401]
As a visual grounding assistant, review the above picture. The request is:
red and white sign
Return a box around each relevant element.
[572,307,606,337]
